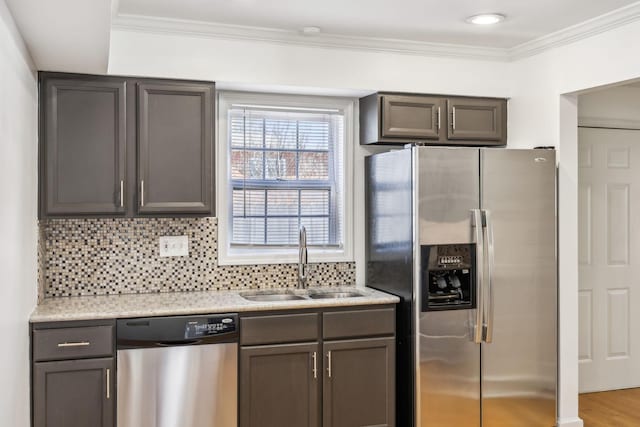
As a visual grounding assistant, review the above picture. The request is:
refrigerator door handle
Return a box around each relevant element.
[472,209,485,344]
[483,209,496,343]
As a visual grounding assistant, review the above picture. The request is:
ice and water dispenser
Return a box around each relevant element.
[421,244,476,311]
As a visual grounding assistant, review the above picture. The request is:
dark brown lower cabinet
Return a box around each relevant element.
[33,357,114,427]
[240,342,320,427]
[323,337,395,427]
[239,306,396,427]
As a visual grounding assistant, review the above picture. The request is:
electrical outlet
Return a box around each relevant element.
[159,236,189,257]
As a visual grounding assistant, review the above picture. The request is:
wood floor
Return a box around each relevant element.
[580,388,640,426]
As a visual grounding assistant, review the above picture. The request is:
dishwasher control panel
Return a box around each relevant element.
[185,315,237,339]
[117,313,239,349]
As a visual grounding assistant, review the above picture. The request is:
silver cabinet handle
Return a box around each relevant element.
[452,106,457,131]
[472,209,484,344]
[120,180,124,208]
[140,180,145,207]
[57,341,90,348]
[437,107,441,131]
[312,351,317,379]
[106,368,110,399]
[483,210,495,343]
[327,351,332,378]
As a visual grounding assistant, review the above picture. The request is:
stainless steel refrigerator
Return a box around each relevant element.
[365,146,557,427]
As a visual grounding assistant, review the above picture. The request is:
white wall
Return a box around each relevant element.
[508,18,640,427]
[579,84,640,124]
[109,28,514,286]
[0,0,38,425]
[509,19,640,150]
[108,29,512,98]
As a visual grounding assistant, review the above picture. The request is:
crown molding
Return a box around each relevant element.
[113,2,640,63]
[509,2,640,60]
[112,14,509,62]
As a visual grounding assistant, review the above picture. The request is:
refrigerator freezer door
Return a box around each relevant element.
[480,149,557,427]
[415,147,481,427]
[419,310,481,427]
[416,147,480,246]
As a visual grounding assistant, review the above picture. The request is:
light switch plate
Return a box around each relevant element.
[159,236,189,257]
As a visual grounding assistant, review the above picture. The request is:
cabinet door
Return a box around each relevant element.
[447,98,505,142]
[137,82,214,214]
[323,337,395,427]
[381,95,442,140]
[33,358,114,427]
[240,343,320,427]
[43,78,126,216]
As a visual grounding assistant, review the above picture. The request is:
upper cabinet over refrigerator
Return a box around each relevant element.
[360,92,507,146]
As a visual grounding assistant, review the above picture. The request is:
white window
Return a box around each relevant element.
[217,92,354,265]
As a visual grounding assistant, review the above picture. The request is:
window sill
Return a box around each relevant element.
[217,247,352,266]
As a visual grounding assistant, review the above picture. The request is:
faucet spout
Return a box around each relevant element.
[298,226,308,289]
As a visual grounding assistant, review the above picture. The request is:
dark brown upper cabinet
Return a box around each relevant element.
[41,77,127,216]
[360,92,507,146]
[137,82,213,214]
[39,72,215,218]
[447,97,505,141]
[381,95,443,140]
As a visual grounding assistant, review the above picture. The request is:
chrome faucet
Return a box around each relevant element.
[298,226,308,289]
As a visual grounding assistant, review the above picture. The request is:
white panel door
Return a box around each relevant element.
[578,127,640,392]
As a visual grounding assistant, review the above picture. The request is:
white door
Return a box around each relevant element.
[578,127,640,392]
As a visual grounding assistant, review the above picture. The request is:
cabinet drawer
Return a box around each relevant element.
[33,326,114,362]
[323,308,395,340]
[241,313,319,346]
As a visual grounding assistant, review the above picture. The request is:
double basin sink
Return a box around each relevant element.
[241,288,365,302]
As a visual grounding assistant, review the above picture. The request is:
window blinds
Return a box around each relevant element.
[229,106,344,248]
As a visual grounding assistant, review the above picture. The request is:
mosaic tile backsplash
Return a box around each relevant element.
[40,217,355,298]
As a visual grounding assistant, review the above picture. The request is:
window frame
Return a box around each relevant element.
[217,91,355,265]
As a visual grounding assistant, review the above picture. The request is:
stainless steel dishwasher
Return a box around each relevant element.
[116,314,238,427]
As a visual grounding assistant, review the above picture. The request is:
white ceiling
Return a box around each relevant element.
[5,0,112,73]
[5,0,640,73]
[117,0,639,48]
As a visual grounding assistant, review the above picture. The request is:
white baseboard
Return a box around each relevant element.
[557,417,584,427]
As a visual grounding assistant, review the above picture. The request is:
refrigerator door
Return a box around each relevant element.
[415,147,481,427]
[480,149,557,427]
[416,147,480,246]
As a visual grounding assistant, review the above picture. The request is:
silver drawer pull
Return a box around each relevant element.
[57,341,90,348]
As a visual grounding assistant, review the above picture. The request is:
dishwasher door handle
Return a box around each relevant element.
[156,339,203,347]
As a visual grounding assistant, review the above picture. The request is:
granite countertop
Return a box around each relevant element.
[30,287,400,323]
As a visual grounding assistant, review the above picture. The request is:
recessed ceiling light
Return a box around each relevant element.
[301,26,321,36]
[466,14,506,25]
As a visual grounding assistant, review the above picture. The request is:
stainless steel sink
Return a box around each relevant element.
[240,292,306,302]
[308,291,365,299]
